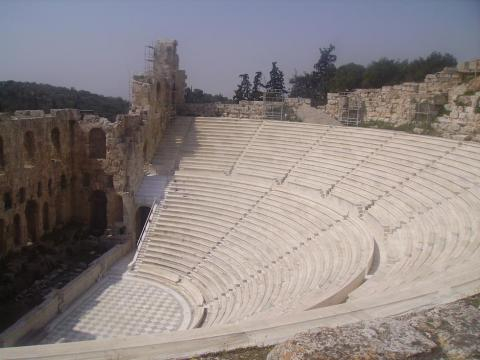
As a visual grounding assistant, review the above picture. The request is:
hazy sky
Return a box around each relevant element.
[1,0,479,99]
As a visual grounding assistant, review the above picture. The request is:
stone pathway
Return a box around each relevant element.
[37,253,191,344]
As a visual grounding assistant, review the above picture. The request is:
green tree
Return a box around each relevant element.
[289,72,316,99]
[362,58,407,88]
[184,87,229,103]
[250,72,264,101]
[404,52,457,82]
[290,44,337,105]
[312,44,337,105]
[265,62,287,94]
[330,63,365,92]
[233,74,251,103]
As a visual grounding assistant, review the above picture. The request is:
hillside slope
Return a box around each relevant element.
[0,81,129,120]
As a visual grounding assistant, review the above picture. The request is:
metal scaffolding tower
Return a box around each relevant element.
[413,100,434,126]
[144,45,155,77]
[263,89,285,120]
[338,92,362,126]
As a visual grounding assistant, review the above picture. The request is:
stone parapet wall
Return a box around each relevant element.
[324,66,480,142]
[179,98,311,119]
[325,68,462,125]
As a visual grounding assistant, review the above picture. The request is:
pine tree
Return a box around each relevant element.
[265,62,287,94]
[250,72,264,101]
[312,44,337,105]
[233,74,251,103]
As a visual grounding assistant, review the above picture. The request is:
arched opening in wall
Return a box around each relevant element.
[37,181,42,198]
[90,190,107,236]
[25,200,39,243]
[82,173,90,187]
[0,219,5,255]
[13,214,21,246]
[111,194,124,224]
[135,206,151,242]
[60,174,67,190]
[51,127,61,155]
[89,128,106,159]
[143,141,148,159]
[42,202,49,232]
[17,187,26,204]
[3,192,12,210]
[24,131,36,166]
[0,136,5,171]
[48,179,53,196]
[55,196,63,225]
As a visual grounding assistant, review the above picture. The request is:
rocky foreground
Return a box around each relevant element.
[267,295,480,360]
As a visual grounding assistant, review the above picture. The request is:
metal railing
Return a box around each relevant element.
[128,198,160,270]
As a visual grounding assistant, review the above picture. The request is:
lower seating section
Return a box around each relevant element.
[133,116,480,332]
[133,171,374,326]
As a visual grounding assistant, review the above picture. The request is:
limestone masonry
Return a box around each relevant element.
[0,40,185,256]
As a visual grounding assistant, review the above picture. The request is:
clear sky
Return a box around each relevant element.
[0,0,479,99]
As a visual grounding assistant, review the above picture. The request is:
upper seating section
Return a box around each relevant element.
[133,116,480,330]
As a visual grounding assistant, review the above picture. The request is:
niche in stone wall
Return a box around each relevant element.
[3,192,12,210]
[51,127,61,155]
[90,190,107,235]
[25,200,39,243]
[0,219,5,255]
[55,196,63,225]
[17,187,26,204]
[13,214,21,246]
[135,206,151,241]
[89,128,106,159]
[24,131,36,166]
[60,174,67,190]
[42,202,49,232]
[110,194,124,225]
[0,136,5,171]
[82,173,90,187]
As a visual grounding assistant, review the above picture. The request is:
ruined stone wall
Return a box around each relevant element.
[323,65,480,141]
[0,110,77,253]
[179,98,311,119]
[324,68,462,125]
[0,40,186,256]
[433,77,480,141]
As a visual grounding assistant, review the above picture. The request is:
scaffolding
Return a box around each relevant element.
[338,92,362,126]
[144,44,155,77]
[413,100,435,127]
[263,89,285,120]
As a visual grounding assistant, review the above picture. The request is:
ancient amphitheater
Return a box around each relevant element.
[0,41,479,359]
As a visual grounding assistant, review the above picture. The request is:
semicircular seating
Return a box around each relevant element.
[131,117,480,330]
[4,116,480,359]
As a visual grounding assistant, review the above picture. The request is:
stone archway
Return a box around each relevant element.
[0,219,5,255]
[13,214,21,246]
[24,131,36,166]
[51,127,61,155]
[0,136,5,171]
[90,190,107,235]
[25,200,39,243]
[135,206,151,242]
[89,128,106,159]
[110,194,124,224]
[42,202,49,231]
